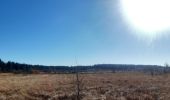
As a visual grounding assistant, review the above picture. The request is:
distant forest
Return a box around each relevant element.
[0,59,169,74]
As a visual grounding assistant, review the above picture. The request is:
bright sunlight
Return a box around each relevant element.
[120,0,170,37]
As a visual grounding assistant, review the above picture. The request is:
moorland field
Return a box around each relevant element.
[0,72,169,100]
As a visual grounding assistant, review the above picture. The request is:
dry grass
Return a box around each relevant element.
[0,72,169,100]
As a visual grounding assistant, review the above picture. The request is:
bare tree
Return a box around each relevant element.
[76,65,80,100]
[75,58,81,100]
[164,62,169,74]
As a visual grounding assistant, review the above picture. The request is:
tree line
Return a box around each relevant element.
[0,59,169,74]
[0,59,72,73]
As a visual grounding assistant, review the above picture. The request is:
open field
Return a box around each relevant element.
[0,72,170,100]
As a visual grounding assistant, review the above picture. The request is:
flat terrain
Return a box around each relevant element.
[0,72,170,100]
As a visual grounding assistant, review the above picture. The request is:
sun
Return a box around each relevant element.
[120,0,170,37]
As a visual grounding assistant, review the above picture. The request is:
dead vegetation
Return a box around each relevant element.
[0,72,169,100]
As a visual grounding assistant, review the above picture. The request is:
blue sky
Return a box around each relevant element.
[0,0,170,66]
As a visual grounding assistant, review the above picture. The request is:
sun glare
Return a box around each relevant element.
[120,0,170,37]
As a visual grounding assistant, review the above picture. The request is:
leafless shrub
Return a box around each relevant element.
[71,70,84,100]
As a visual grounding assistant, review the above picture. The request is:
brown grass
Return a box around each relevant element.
[0,72,169,100]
